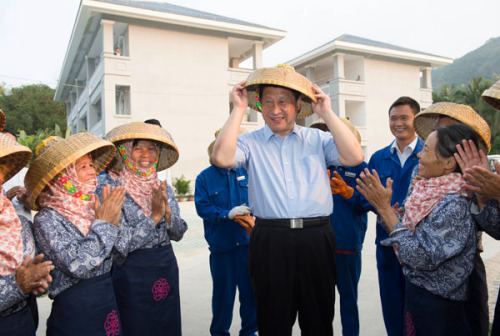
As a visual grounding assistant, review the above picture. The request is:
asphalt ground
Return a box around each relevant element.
[35,202,500,335]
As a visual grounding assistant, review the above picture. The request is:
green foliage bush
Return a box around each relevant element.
[17,125,71,165]
[172,175,191,197]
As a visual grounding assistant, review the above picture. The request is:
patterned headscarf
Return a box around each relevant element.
[114,140,160,217]
[402,172,466,232]
[38,155,97,236]
[0,186,24,276]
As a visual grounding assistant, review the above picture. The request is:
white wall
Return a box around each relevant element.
[364,58,423,158]
[101,24,264,190]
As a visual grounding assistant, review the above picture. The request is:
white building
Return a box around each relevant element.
[56,1,453,187]
[287,34,452,156]
[55,0,284,188]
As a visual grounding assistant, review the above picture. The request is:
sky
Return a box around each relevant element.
[0,0,498,89]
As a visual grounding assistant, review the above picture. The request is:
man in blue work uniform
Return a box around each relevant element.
[311,119,369,336]
[212,65,364,336]
[195,131,257,336]
[367,96,423,336]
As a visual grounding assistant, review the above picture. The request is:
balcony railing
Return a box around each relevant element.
[228,67,253,86]
[420,88,433,107]
[330,78,366,97]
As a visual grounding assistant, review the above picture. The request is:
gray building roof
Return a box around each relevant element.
[325,34,444,58]
[95,0,283,31]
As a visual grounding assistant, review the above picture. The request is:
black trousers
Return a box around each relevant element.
[249,221,337,336]
[464,251,489,336]
[404,280,471,336]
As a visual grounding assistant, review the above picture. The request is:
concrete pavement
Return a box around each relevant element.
[35,202,500,335]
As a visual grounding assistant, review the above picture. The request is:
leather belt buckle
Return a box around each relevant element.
[290,218,303,229]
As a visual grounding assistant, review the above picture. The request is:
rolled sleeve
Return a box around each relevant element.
[234,137,249,169]
[322,132,341,168]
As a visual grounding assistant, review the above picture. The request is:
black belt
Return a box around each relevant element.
[255,216,330,229]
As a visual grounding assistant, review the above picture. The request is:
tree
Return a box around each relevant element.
[432,83,460,103]
[0,84,66,134]
[17,124,71,166]
[432,76,500,154]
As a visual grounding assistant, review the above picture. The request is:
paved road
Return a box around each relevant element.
[36,202,500,335]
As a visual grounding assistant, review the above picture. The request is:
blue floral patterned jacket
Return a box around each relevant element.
[382,193,476,301]
[0,216,36,316]
[96,174,188,265]
[33,209,119,298]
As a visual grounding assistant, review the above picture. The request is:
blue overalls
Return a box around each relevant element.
[112,245,180,336]
[0,305,36,336]
[195,166,257,336]
[47,273,122,336]
[328,163,369,336]
[367,138,423,336]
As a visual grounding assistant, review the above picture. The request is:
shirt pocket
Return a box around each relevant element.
[376,169,392,185]
[208,187,225,204]
[238,180,249,205]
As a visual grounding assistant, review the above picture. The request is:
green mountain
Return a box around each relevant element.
[432,36,500,89]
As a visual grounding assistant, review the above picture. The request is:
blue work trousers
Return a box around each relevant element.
[377,245,405,336]
[335,252,362,336]
[209,245,257,336]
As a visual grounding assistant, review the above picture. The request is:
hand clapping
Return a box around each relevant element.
[94,185,126,226]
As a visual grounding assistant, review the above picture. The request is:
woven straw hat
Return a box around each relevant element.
[482,79,500,110]
[0,133,32,184]
[244,64,317,119]
[25,132,116,210]
[414,102,491,153]
[0,110,5,132]
[105,122,179,172]
[309,118,362,143]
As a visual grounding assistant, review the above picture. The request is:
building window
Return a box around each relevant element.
[114,24,129,56]
[78,114,88,132]
[116,86,130,115]
[89,98,102,129]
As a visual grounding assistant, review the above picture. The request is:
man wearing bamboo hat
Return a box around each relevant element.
[195,128,257,336]
[212,64,363,335]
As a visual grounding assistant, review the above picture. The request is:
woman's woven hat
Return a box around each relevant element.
[105,122,179,172]
[414,102,491,153]
[309,117,362,143]
[25,132,116,210]
[0,110,5,132]
[244,64,317,119]
[0,133,32,184]
[482,79,500,110]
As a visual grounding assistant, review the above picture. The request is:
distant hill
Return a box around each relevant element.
[432,36,500,89]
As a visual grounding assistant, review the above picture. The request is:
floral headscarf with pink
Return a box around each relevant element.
[38,155,97,236]
[0,186,24,276]
[402,172,466,232]
[112,140,160,217]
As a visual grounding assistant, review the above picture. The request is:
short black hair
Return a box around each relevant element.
[435,124,480,173]
[388,97,420,115]
[259,85,301,102]
[145,119,162,127]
